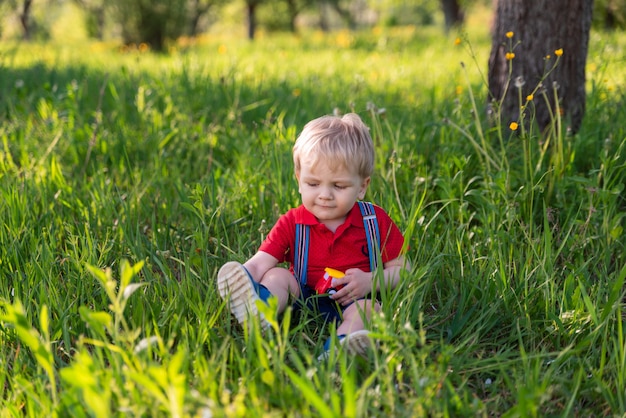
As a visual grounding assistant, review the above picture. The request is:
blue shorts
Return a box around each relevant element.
[294,285,347,323]
[246,267,349,323]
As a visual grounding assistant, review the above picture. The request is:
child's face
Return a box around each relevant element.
[296,158,370,228]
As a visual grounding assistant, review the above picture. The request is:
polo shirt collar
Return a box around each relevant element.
[294,203,363,228]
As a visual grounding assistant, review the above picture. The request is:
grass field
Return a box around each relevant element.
[1,16,625,417]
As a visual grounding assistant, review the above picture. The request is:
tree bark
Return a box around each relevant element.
[488,0,594,134]
[94,6,105,39]
[285,0,298,33]
[441,0,464,32]
[319,1,329,31]
[246,0,258,40]
[20,0,33,40]
[330,0,356,29]
[138,2,166,51]
[189,0,206,36]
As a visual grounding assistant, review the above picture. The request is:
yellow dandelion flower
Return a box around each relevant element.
[506,31,514,39]
[218,44,227,54]
[505,52,515,61]
[456,85,463,95]
[555,48,563,57]
[336,30,353,48]
[526,94,534,101]
[454,37,461,46]
[509,122,519,131]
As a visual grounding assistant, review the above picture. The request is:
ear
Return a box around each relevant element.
[358,176,371,200]
[295,171,302,193]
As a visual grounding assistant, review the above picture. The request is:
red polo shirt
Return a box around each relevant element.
[259,202,405,289]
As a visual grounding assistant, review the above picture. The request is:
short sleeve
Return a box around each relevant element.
[258,210,296,263]
[373,205,405,263]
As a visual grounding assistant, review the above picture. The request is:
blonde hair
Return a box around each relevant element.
[293,113,375,178]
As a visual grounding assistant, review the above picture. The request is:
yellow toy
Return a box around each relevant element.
[315,267,345,295]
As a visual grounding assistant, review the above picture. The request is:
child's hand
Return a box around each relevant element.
[330,268,372,306]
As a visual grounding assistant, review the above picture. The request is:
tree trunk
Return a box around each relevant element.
[138,2,166,51]
[319,1,329,31]
[286,0,298,33]
[330,1,356,29]
[20,0,34,40]
[487,0,593,134]
[441,0,464,32]
[246,1,258,40]
[189,0,203,36]
[94,6,105,40]
[599,0,624,29]
[188,0,213,37]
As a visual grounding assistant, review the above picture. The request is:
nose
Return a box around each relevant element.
[318,186,333,200]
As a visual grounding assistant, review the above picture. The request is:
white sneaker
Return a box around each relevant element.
[317,330,373,361]
[217,261,269,329]
[341,330,372,357]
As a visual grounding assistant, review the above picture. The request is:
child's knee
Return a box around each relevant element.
[261,267,300,297]
[345,298,380,317]
[359,299,381,314]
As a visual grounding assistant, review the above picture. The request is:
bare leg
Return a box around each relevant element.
[337,299,380,335]
[247,266,300,313]
[217,261,270,329]
[314,299,381,359]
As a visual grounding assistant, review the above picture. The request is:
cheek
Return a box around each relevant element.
[299,188,312,199]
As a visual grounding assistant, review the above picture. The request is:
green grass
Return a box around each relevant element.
[1,20,625,417]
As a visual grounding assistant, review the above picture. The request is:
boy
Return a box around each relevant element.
[217,113,408,357]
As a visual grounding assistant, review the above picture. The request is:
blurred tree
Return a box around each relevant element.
[256,0,316,33]
[284,0,315,32]
[245,0,262,39]
[318,0,330,30]
[74,0,222,41]
[373,0,438,27]
[113,0,190,50]
[188,0,227,36]
[73,0,105,39]
[20,0,33,39]
[441,0,464,32]
[593,0,626,28]
[0,0,18,37]
[326,0,356,28]
[1,0,57,40]
[488,0,593,134]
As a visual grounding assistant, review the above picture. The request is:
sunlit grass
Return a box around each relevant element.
[0,18,625,416]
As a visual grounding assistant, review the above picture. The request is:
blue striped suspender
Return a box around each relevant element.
[357,201,381,272]
[294,223,310,285]
[293,202,380,285]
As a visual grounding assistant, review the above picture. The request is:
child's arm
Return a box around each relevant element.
[377,255,410,291]
[243,251,280,282]
[331,255,410,306]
